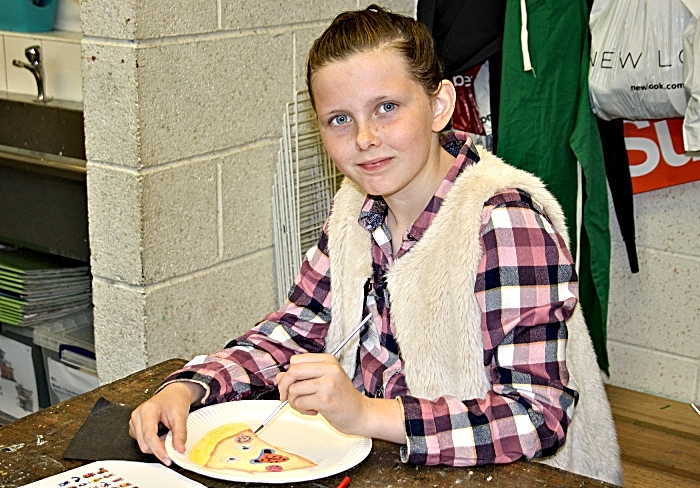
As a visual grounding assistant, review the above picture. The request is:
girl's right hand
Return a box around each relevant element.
[128,381,205,465]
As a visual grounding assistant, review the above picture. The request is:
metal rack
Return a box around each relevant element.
[272,91,343,306]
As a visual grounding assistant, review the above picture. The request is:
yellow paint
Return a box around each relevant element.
[188,423,250,466]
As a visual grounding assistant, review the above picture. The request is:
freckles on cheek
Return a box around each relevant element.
[318,131,338,154]
[320,142,350,170]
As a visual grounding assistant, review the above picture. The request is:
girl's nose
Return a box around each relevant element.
[355,121,380,150]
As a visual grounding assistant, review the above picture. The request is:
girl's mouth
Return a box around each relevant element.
[359,157,392,172]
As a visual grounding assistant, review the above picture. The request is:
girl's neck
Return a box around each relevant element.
[384,146,455,252]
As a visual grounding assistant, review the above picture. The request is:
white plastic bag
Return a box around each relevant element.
[681,0,700,150]
[589,0,691,120]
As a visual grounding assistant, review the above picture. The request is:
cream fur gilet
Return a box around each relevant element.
[324,149,623,486]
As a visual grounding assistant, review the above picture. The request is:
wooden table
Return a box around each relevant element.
[605,385,700,487]
[0,359,618,487]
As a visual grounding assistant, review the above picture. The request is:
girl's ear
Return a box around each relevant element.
[431,80,456,133]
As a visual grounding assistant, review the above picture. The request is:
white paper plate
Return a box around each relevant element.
[166,400,372,484]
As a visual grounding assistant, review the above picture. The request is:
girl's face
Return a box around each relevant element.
[310,49,453,201]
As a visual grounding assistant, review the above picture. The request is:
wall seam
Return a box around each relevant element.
[217,159,224,260]
[292,31,297,96]
[82,20,331,48]
[86,137,279,173]
[92,246,274,291]
[608,339,700,363]
[635,245,700,263]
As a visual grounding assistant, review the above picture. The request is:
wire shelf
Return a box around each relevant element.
[272,91,343,306]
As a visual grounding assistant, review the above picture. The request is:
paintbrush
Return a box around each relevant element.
[253,313,372,434]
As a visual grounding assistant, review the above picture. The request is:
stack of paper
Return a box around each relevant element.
[0,246,91,327]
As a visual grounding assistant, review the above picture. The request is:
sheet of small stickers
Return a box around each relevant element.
[19,461,205,488]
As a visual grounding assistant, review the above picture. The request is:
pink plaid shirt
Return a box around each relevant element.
[161,132,579,466]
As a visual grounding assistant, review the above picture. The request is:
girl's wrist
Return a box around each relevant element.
[165,380,206,405]
[358,396,406,444]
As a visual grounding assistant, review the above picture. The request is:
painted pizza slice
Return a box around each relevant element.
[188,422,317,474]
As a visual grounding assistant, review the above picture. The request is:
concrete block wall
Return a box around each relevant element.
[607,180,700,404]
[82,0,415,383]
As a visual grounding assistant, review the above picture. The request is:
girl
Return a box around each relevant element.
[130,5,622,485]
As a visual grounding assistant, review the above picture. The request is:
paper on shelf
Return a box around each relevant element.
[46,356,99,402]
[0,334,38,418]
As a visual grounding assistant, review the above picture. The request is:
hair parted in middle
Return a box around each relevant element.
[306,4,444,106]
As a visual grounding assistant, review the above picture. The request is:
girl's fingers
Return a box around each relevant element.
[128,383,198,466]
[286,380,324,414]
[129,402,176,466]
[169,412,189,454]
[128,416,153,454]
[130,409,170,464]
[145,427,171,465]
[277,361,329,392]
[289,352,335,365]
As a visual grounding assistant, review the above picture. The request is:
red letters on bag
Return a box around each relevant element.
[624,118,700,193]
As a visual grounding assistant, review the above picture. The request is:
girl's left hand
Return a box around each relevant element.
[275,353,367,435]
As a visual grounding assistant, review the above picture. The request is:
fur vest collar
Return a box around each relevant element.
[324,148,622,485]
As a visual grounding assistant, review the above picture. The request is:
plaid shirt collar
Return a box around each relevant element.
[358,131,480,239]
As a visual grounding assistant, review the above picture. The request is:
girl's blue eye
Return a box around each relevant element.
[379,102,396,113]
[331,114,350,126]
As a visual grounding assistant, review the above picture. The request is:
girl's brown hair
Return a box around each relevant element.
[306,4,444,105]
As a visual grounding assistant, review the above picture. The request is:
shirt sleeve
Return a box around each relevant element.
[398,189,580,466]
[158,219,334,405]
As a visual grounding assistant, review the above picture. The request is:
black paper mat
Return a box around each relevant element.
[63,397,161,463]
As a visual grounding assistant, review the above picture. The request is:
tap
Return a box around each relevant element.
[12,45,51,102]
